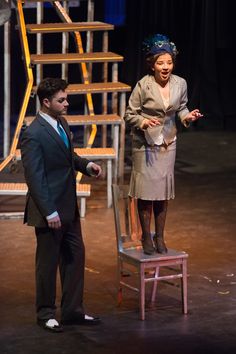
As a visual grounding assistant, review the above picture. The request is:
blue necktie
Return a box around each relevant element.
[57,121,69,148]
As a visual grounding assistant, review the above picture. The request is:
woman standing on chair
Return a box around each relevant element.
[124,34,203,255]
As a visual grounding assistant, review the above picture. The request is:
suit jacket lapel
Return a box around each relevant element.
[36,114,72,160]
[150,76,166,111]
[168,75,177,111]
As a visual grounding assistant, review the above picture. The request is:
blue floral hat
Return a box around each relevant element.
[142,34,178,57]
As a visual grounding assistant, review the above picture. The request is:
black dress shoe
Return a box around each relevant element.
[61,314,101,326]
[37,318,63,333]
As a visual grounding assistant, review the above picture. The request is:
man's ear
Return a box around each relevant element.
[43,98,50,108]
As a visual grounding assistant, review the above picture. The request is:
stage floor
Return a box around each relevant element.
[0,131,236,354]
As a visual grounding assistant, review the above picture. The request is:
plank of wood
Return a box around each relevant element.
[24,114,122,126]
[26,21,114,34]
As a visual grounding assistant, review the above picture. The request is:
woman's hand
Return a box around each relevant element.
[141,118,161,129]
[184,109,203,122]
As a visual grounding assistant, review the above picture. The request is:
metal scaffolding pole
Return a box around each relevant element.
[3,16,11,158]
[36,1,43,112]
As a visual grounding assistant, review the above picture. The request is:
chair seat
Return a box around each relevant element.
[121,248,188,263]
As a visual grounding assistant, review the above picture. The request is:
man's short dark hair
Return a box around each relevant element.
[37,77,68,105]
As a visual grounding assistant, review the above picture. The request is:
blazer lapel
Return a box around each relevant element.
[168,75,178,111]
[149,76,166,111]
[36,114,72,160]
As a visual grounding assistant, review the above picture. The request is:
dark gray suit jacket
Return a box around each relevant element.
[21,113,90,227]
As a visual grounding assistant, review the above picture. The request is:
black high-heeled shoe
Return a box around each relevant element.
[153,235,168,254]
[141,238,155,255]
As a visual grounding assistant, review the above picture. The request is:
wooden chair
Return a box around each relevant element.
[112,184,188,320]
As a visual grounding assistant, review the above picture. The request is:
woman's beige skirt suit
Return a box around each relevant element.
[124,74,190,201]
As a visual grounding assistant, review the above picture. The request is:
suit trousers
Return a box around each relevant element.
[35,218,85,321]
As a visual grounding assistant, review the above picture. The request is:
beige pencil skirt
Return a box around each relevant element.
[128,140,176,201]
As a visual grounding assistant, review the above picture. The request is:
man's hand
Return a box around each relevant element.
[91,163,102,178]
[47,215,61,229]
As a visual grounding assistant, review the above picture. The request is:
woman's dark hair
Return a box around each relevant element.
[146,52,176,75]
[37,77,68,105]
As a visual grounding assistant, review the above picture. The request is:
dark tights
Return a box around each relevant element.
[153,200,168,239]
[137,199,168,240]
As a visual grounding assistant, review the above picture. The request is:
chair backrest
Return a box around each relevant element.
[112,184,142,252]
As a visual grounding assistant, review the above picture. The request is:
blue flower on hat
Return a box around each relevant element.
[143,34,178,57]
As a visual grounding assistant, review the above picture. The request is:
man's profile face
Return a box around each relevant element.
[43,90,69,118]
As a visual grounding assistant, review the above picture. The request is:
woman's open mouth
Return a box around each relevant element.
[161,72,169,79]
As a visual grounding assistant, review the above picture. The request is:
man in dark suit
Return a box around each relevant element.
[21,77,102,332]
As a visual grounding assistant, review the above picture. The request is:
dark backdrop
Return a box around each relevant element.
[115,0,234,130]
[0,0,235,132]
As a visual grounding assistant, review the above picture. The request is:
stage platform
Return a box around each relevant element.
[0,131,236,354]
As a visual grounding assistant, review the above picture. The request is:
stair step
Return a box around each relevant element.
[24,114,122,126]
[74,148,116,159]
[0,183,28,195]
[15,148,116,160]
[76,183,91,196]
[26,0,71,1]
[0,182,91,196]
[30,52,123,65]
[26,21,114,34]
[67,82,131,94]
[32,82,131,96]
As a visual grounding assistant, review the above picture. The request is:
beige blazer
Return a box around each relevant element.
[124,74,190,148]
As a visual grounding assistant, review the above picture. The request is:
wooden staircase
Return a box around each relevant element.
[0,0,131,214]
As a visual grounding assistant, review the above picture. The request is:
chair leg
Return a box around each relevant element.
[107,160,112,208]
[182,259,188,314]
[140,265,145,320]
[118,287,123,306]
[151,266,159,302]
[117,259,123,306]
